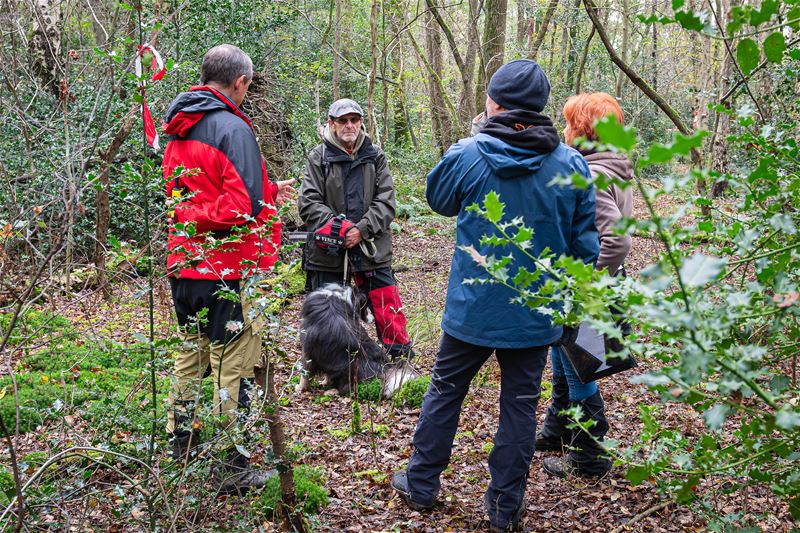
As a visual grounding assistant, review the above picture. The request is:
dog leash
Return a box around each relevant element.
[343,248,349,285]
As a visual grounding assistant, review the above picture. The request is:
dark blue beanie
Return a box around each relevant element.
[487,59,550,112]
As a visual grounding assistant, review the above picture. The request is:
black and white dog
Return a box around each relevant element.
[297,283,416,398]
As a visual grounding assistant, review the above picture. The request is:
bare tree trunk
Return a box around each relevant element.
[333,0,342,100]
[94,107,138,299]
[710,0,735,197]
[29,0,63,97]
[421,12,453,153]
[528,0,559,59]
[564,0,582,89]
[475,0,508,113]
[367,0,378,140]
[424,0,476,130]
[651,0,659,92]
[575,26,595,93]
[261,359,308,533]
[615,0,630,98]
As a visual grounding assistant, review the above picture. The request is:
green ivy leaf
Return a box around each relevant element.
[594,115,637,152]
[763,32,786,63]
[679,254,726,287]
[736,39,760,75]
[483,190,504,224]
[672,0,685,9]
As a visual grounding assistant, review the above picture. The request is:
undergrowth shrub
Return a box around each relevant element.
[355,379,382,402]
[254,465,329,518]
[393,376,430,408]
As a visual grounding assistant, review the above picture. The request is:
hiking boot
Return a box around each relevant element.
[542,391,611,479]
[212,450,277,496]
[390,470,435,512]
[169,400,201,462]
[536,374,570,452]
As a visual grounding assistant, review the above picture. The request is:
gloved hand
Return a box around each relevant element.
[314,214,355,255]
[556,325,580,347]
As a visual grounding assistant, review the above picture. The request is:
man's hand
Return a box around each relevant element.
[275,178,296,206]
[344,227,363,249]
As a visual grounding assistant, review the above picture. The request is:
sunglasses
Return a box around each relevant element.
[333,116,363,125]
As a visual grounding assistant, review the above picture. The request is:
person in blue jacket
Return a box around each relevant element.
[391,59,598,532]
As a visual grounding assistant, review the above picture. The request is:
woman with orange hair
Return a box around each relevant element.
[538,92,635,479]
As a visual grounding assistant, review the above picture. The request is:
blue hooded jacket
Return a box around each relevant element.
[427,125,599,349]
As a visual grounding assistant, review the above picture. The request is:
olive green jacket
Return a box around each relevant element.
[298,132,396,271]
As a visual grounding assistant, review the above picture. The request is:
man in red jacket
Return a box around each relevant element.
[161,44,294,495]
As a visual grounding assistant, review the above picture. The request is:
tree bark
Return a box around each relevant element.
[262,359,308,533]
[29,0,63,97]
[94,107,138,298]
[528,0,559,59]
[424,0,476,128]
[367,0,379,140]
[615,0,630,98]
[420,12,454,153]
[564,0,582,89]
[333,0,342,100]
[475,0,508,113]
[575,25,595,93]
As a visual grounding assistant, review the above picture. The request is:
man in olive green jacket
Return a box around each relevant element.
[298,98,412,358]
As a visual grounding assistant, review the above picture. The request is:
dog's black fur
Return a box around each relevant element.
[298,283,412,396]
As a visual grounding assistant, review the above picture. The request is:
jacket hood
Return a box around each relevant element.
[474,132,561,178]
[583,151,634,181]
[162,86,252,137]
[476,109,562,178]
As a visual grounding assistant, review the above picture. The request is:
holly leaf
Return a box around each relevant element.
[750,0,778,26]
[704,404,729,430]
[736,39,760,75]
[763,32,786,63]
[594,115,637,152]
[483,190,504,224]
[675,10,705,31]
[625,465,652,485]
[679,254,726,287]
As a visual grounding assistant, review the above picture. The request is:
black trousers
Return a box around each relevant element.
[406,333,548,529]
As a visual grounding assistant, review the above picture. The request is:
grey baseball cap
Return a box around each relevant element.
[328,98,363,118]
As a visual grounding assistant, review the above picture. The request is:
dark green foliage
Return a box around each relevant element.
[392,376,430,409]
[355,379,382,402]
[1,309,172,435]
[254,465,329,518]
[0,468,13,505]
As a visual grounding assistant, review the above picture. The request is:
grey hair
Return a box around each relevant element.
[200,44,253,86]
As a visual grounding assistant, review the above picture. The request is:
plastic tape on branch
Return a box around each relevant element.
[135,43,167,150]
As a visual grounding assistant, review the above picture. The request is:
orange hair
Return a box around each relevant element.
[562,92,624,145]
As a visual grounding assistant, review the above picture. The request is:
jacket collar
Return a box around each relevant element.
[162,86,253,137]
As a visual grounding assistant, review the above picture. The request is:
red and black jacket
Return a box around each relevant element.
[162,86,281,280]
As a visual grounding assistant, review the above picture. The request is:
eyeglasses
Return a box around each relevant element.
[333,116,363,125]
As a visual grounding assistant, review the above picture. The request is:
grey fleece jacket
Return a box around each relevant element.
[584,152,635,273]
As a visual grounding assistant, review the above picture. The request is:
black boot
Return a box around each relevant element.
[535,374,570,451]
[543,391,611,478]
[169,399,201,462]
[212,449,277,496]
